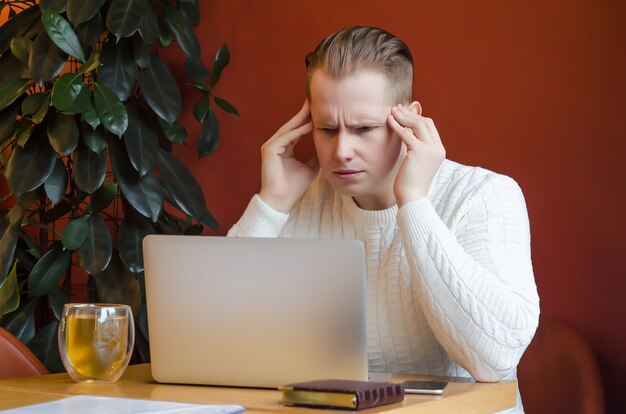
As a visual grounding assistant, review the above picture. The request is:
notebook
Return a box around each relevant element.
[143,235,367,388]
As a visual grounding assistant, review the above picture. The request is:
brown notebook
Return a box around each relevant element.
[280,379,404,410]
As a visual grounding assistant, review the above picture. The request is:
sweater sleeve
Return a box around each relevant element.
[227,194,289,237]
[396,175,540,382]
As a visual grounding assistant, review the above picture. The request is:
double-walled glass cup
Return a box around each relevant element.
[58,304,135,383]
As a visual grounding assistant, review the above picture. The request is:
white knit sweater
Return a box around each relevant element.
[228,159,540,413]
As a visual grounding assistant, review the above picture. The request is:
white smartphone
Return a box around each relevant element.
[402,380,448,395]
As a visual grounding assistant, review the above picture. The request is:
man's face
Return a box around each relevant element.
[309,69,403,210]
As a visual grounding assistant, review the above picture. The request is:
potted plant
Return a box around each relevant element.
[0,0,237,371]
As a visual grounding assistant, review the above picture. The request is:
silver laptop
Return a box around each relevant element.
[143,235,367,388]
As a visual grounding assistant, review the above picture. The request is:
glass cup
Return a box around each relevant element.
[58,303,135,383]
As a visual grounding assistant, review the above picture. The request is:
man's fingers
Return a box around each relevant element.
[275,100,311,136]
[270,121,313,156]
[390,105,433,145]
[387,114,423,150]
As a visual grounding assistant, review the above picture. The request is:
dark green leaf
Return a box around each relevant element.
[6,129,57,195]
[42,198,72,223]
[0,262,19,317]
[157,118,187,144]
[28,241,70,297]
[211,43,230,86]
[81,123,105,152]
[0,102,20,143]
[214,96,239,117]
[1,299,36,344]
[81,48,101,74]
[48,287,68,320]
[94,252,141,314]
[15,120,34,148]
[50,72,84,112]
[157,16,172,47]
[89,181,117,214]
[178,1,200,27]
[99,37,136,101]
[136,297,149,340]
[76,10,103,48]
[47,112,79,155]
[0,52,27,85]
[73,141,107,193]
[29,31,68,84]
[61,216,88,250]
[0,78,35,111]
[21,92,47,116]
[40,0,67,13]
[31,93,51,125]
[67,0,106,25]
[132,34,149,69]
[123,103,158,176]
[137,6,158,45]
[17,187,41,209]
[9,36,32,64]
[0,6,40,55]
[198,106,220,157]
[193,95,209,122]
[76,213,112,275]
[79,91,100,129]
[41,10,86,63]
[184,58,209,82]
[157,149,217,228]
[109,138,162,222]
[138,55,181,123]
[94,82,128,137]
[44,156,67,205]
[118,210,153,273]
[162,3,200,59]
[27,320,64,373]
[106,0,148,40]
[14,239,38,272]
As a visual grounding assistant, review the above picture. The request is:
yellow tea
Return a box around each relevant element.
[65,314,128,378]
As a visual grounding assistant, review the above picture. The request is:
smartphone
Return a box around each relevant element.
[402,380,448,395]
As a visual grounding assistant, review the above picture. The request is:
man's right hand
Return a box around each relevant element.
[259,101,319,213]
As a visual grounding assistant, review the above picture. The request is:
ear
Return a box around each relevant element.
[408,101,422,115]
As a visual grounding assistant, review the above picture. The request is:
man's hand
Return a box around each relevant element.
[259,101,319,213]
[387,104,446,207]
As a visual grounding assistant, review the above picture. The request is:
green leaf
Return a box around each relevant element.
[67,0,106,25]
[214,96,239,117]
[94,82,128,137]
[99,37,136,101]
[157,118,187,144]
[0,102,20,143]
[106,0,148,40]
[118,210,152,273]
[61,216,88,250]
[51,72,84,112]
[14,239,38,272]
[79,91,100,130]
[40,0,67,13]
[89,181,117,214]
[158,16,172,47]
[132,34,149,69]
[28,241,70,297]
[138,55,182,123]
[81,123,105,153]
[198,106,220,157]
[31,93,51,125]
[29,31,68,84]
[211,43,230,86]
[76,10,103,49]
[17,187,41,209]
[41,10,86,63]
[0,6,40,55]
[44,156,67,205]
[76,213,112,275]
[94,252,141,314]
[48,287,68,320]
[6,129,57,195]
[0,78,35,111]
[21,92,46,116]
[0,205,25,286]
[42,198,72,223]
[73,141,107,194]
[0,262,19,317]
[10,36,32,64]
[81,48,101,74]
[184,58,209,82]
[47,112,79,155]
[161,3,200,59]
[27,320,64,373]
[0,53,27,85]
[123,103,158,176]
[157,149,217,229]
[109,138,162,222]
[178,1,200,27]
[1,299,36,344]
[15,120,34,148]
[137,6,158,45]
[193,95,209,122]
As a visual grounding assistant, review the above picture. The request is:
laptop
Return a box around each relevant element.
[143,235,367,388]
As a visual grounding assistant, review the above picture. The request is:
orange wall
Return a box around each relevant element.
[168,1,626,412]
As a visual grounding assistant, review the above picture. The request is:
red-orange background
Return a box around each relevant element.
[1,0,625,412]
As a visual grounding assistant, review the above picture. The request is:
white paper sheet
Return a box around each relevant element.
[2,395,246,414]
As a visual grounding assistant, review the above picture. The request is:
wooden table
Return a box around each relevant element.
[0,364,516,413]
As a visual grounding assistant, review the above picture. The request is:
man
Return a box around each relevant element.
[229,26,539,413]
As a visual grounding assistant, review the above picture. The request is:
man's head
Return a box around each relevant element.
[305,26,414,105]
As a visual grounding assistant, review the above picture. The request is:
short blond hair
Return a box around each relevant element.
[305,26,414,104]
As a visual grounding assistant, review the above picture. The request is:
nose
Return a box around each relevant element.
[334,131,354,162]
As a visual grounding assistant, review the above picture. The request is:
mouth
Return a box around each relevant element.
[333,169,364,180]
